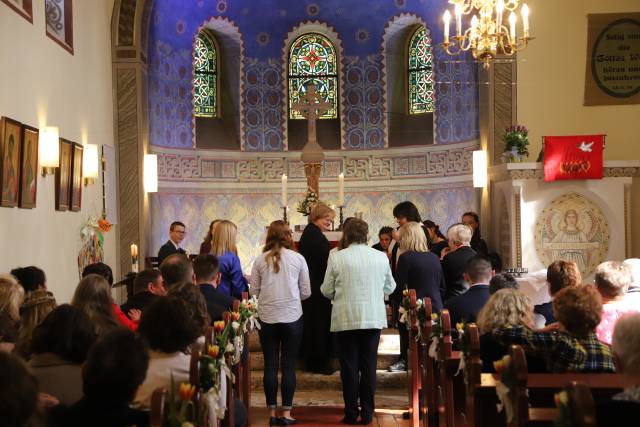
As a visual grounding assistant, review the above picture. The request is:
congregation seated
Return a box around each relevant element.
[441,223,477,300]
[194,253,234,322]
[29,304,95,406]
[0,351,39,427]
[134,296,200,407]
[623,258,640,297]
[168,282,212,333]
[82,263,140,330]
[596,312,640,426]
[120,268,166,318]
[0,274,24,352]
[476,288,546,373]
[494,284,615,372]
[11,266,57,358]
[49,329,150,427]
[534,260,581,325]
[488,272,518,295]
[594,261,640,344]
[0,311,18,353]
[444,255,493,326]
[72,274,122,336]
[159,253,195,291]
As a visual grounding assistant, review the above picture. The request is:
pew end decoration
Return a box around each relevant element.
[77,214,112,278]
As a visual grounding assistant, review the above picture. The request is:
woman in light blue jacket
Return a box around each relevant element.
[320,218,396,425]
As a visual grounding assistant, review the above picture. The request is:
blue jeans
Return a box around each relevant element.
[258,316,304,409]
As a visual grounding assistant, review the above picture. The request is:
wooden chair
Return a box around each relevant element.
[407,290,421,426]
[150,388,168,427]
[566,382,597,427]
[145,256,159,269]
[419,298,436,427]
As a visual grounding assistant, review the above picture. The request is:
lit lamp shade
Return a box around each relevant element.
[144,154,158,193]
[82,144,99,179]
[39,126,60,168]
[473,150,488,188]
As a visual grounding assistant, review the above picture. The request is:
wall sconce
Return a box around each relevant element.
[143,154,158,193]
[82,144,99,186]
[39,126,59,176]
[473,150,488,188]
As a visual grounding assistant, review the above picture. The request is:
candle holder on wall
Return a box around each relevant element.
[338,205,345,230]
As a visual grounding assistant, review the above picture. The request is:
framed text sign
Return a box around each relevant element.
[584,13,640,106]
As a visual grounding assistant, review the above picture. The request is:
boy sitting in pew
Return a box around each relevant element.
[493,285,615,373]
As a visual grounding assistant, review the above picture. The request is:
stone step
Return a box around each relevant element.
[250,369,407,390]
[249,352,399,371]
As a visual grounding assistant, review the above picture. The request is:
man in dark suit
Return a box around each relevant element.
[442,223,477,300]
[120,269,166,317]
[157,221,187,265]
[445,255,493,326]
[193,254,234,323]
[462,212,489,256]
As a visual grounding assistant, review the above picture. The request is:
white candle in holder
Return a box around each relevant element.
[338,173,344,205]
[130,244,139,273]
[281,174,288,207]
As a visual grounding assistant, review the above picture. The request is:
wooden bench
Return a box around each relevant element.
[407,290,421,426]
[436,309,463,427]
[418,297,436,427]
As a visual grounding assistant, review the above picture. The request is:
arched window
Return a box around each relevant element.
[407,26,434,115]
[288,33,338,120]
[193,31,218,118]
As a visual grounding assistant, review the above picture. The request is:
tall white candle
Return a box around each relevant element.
[443,10,451,43]
[521,4,530,38]
[509,12,517,41]
[455,4,462,37]
[281,174,287,207]
[496,0,504,29]
[338,173,344,206]
[131,244,139,273]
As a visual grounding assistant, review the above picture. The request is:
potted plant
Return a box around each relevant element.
[502,125,529,163]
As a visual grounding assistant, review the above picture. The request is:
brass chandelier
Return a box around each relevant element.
[441,0,532,67]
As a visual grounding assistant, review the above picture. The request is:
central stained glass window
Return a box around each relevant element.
[288,33,338,120]
[193,31,217,118]
[408,26,434,115]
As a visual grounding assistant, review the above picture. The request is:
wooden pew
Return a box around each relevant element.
[150,388,168,427]
[241,291,252,427]
[419,297,436,427]
[565,382,597,427]
[436,309,463,427]
[407,290,421,426]
[222,311,236,427]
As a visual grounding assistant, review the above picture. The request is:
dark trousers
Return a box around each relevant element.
[302,295,333,371]
[336,329,382,422]
[259,317,304,409]
[391,297,408,362]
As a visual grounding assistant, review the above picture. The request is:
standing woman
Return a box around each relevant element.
[321,219,396,424]
[391,222,445,372]
[199,219,221,254]
[298,203,335,374]
[423,220,449,258]
[211,220,248,299]
[251,221,311,425]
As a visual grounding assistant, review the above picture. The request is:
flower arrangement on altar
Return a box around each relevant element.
[296,189,323,216]
[502,125,530,163]
[198,296,259,424]
[78,215,113,277]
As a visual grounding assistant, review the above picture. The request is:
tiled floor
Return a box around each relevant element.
[252,406,411,427]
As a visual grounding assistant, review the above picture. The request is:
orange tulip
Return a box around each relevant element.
[213,320,226,332]
[178,383,196,401]
[207,344,220,358]
[231,312,241,321]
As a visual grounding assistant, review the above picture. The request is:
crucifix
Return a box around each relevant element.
[292,84,332,197]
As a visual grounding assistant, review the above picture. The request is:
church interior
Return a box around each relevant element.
[1,0,640,426]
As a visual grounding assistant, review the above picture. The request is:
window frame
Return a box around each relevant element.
[406,25,435,115]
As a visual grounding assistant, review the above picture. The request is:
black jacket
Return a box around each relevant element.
[298,223,330,296]
[157,240,185,265]
[48,398,149,427]
[198,283,235,323]
[470,234,489,256]
[444,284,490,326]
[442,246,477,300]
[120,292,158,317]
[394,250,445,313]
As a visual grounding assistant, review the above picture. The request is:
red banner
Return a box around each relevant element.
[543,135,605,182]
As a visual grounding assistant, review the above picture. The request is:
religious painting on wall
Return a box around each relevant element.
[1,0,33,22]
[69,142,83,212]
[0,117,22,208]
[45,0,74,54]
[535,192,610,277]
[584,13,640,106]
[55,139,73,211]
[19,125,38,209]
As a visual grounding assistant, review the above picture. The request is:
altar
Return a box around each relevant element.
[488,161,640,280]
[292,230,343,250]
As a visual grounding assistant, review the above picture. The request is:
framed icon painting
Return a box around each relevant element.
[70,142,83,211]
[0,117,22,208]
[19,125,38,209]
[55,138,73,211]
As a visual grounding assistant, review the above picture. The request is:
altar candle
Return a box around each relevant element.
[338,173,344,205]
[443,10,451,44]
[131,244,139,273]
[281,174,288,207]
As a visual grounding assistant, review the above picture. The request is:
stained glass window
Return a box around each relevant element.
[288,33,338,120]
[193,31,217,118]
[408,26,434,115]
